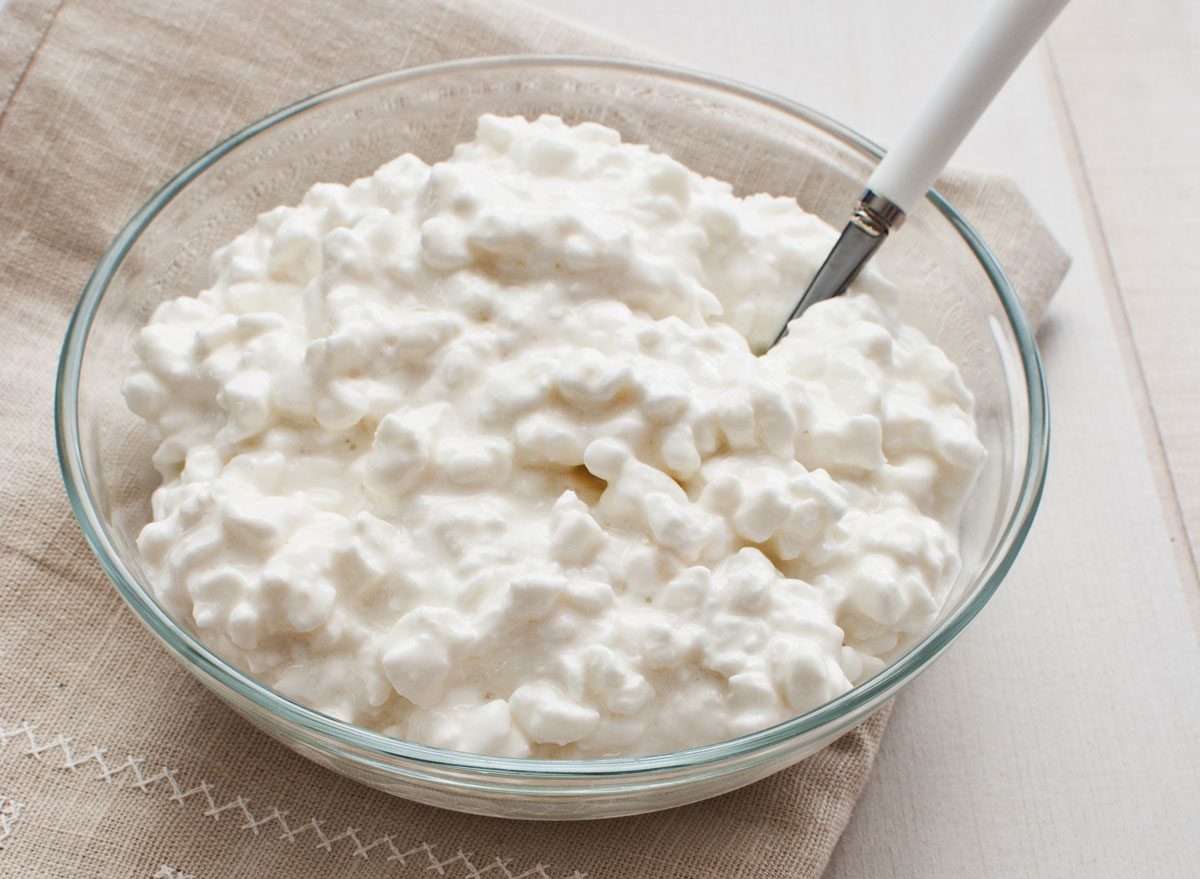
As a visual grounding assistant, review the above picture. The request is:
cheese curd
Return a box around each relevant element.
[124,115,985,758]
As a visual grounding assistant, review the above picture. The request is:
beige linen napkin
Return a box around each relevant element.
[0,1,1068,876]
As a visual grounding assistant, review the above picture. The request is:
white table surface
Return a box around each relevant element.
[529,1,1200,875]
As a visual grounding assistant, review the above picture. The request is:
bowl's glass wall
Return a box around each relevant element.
[64,59,1041,819]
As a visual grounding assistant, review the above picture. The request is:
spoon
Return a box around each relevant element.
[772,0,1071,347]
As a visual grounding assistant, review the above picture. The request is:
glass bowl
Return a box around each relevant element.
[56,56,1048,820]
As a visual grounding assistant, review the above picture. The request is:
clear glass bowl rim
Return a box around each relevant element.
[55,54,1049,780]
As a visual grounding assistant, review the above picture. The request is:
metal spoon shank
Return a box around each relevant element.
[770,189,905,349]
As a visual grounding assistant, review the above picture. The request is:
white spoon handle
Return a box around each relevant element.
[868,0,1071,214]
[771,0,1071,347]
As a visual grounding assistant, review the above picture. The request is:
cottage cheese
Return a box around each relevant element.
[124,115,985,758]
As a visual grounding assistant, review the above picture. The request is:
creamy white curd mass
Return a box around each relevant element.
[124,115,985,758]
